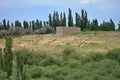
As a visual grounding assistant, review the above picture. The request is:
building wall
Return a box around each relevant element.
[56,27,80,36]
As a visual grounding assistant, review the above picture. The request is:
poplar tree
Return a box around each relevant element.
[23,20,29,29]
[75,12,81,27]
[0,48,3,69]
[3,19,7,30]
[4,36,13,79]
[91,19,98,30]
[48,14,52,27]
[63,12,66,26]
[81,9,88,30]
[36,19,40,29]
[118,21,120,30]
[16,52,26,80]
[32,20,35,31]
[110,19,115,31]
[15,20,22,28]
[68,8,73,27]
[7,20,10,30]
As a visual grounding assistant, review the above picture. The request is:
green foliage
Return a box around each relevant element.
[16,51,26,80]
[106,48,120,63]
[118,21,120,30]
[62,47,76,61]
[0,48,3,69]
[3,36,13,79]
[0,70,7,80]
[81,52,104,63]
[13,48,120,80]
[75,12,81,27]
[68,8,73,27]
[15,20,22,28]
[29,66,43,79]
[81,9,88,31]
[63,47,76,56]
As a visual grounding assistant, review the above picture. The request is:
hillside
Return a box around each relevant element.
[0,31,120,53]
[0,31,120,80]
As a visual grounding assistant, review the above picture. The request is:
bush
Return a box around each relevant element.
[106,48,120,63]
[0,27,33,37]
[29,66,43,78]
[13,27,33,35]
[81,52,104,63]
[42,55,55,66]
[63,47,76,56]
[0,70,7,80]
[0,30,10,37]
[14,49,48,66]
[68,59,79,68]
[35,27,54,34]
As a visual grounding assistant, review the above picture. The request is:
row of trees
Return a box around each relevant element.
[0,8,120,31]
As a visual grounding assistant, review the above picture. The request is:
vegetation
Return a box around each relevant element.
[0,35,120,80]
[3,36,13,79]
[0,8,119,38]
[0,8,120,80]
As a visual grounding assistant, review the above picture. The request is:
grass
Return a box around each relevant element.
[0,31,120,80]
[0,31,120,53]
[3,47,119,80]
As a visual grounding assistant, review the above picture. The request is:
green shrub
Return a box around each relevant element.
[62,47,76,60]
[81,52,104,63]
[53,57,63,66]
[14,49,48,66]
[106,48,120,63]
[89,52,104,61]
[29,66,43,79]
[42,55,55,66]
[0,48,3,69]
[0,70,7,80]
[68,59,79,68]
[63,47,76,55]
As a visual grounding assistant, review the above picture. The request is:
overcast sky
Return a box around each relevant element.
[0,0,120,27]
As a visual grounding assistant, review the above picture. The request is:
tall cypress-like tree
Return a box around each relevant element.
[81,9,88,30]
[3,19,7,30]
[52,11,60,30]
[23,20,29,29]
[0,22,2,30]
[36,19,40,29]
[16,51,26,80]
[4,36,13,79]
[48,14,52,27]
[68,8,73,27]
[118,21,120,30]
[39,21,43,28]
[7,20,10,30]
[60,12,63,26]
[63,12,66,26]
[75,12,81,27]
[32,20,35,31]
[91,19,98,30]
[55,11,60,27]
[15,20,22,28]
[29,21,32,30]
[0,48,3,69]
[60,12,66,26]
[11,22,14,29]
[110,19,115,31]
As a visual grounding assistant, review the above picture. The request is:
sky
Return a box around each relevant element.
[0,0,120,28]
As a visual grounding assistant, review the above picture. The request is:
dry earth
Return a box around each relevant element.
[0,31,120,53]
